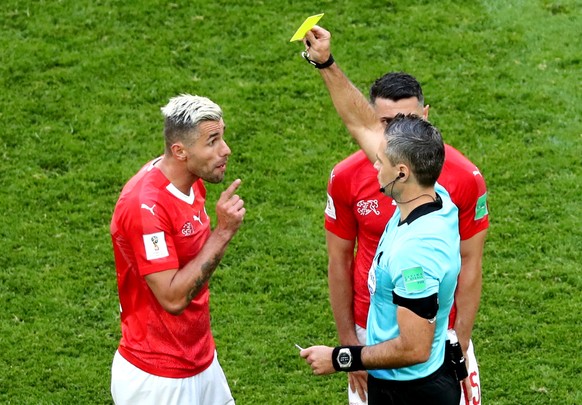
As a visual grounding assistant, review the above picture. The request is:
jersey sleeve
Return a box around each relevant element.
[390,240,441,300]
[324,167,358,241]
[453,170,490,241]
[122,199,180,276]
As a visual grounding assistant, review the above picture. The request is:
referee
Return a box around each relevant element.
[300,113,461,402]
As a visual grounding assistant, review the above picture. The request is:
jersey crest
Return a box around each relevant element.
[181,222,194,236]
[357,199,380,216]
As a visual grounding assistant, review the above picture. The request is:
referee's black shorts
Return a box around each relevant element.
[367,362,460,405]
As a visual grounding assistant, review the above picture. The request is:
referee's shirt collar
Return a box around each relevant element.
[398,193,443,226]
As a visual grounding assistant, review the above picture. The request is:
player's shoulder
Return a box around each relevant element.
[333,150,370,172]
[443,144,482,174]
[117,160,169,211]
[440,144,486,191]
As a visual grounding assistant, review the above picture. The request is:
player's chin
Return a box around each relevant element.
[203,171,226,184]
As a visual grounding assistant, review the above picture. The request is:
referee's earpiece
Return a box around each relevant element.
[379,172,405,194]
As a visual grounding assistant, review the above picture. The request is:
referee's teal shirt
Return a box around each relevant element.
[366,183,461,381]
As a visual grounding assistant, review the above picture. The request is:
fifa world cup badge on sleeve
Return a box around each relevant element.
[325,193,336,219]
[402,266,426,293]
[143,232,169,260]
[475,192,488,220]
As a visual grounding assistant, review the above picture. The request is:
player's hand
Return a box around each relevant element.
[215,179,245,237]
[303,26,332,64]
[349,370,368,402]
[461,350,473,403]
[299,345,335,375]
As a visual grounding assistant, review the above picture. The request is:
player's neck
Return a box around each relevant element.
[157,155,199,195]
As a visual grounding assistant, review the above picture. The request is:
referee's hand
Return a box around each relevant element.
[303,26,332,65]
[300,345,335,375]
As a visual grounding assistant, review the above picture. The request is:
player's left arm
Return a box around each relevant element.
[454,229,487,352]
[453,163,489,352]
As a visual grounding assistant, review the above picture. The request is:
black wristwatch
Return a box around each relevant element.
[332,346,364,372]
[336,347,353,369]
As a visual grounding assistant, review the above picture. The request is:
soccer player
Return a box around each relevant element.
[300,26,488,405]
[110,94,245,405]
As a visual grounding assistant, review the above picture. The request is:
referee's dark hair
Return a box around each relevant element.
[383,114,444,187]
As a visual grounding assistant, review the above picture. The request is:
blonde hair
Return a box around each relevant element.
[161,94,222,149]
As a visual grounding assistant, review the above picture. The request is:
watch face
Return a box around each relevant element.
[337,348,352,368]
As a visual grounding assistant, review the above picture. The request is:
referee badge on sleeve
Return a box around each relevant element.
[402,266,426,293]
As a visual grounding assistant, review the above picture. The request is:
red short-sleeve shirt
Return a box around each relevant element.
[111,158,215,378]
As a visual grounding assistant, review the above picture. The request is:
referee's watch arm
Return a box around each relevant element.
[303,26,384,164]
[300,305,435,375]
[362,305,435,369]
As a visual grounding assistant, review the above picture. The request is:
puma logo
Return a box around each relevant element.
[141,203,156,216]
[193,211,203,225]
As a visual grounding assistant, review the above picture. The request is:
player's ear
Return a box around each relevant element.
[171,143,187,161]
[423,104,430,121]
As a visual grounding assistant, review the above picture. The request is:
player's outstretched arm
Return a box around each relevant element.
[303,26,383,163]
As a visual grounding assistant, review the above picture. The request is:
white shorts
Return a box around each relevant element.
[347,327,482,405]
[346,325,368,405]
[461,340,481,405]
[111,350,235,405]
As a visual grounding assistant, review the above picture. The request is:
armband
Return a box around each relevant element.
[331,346,364,372]
[392,292,439,320]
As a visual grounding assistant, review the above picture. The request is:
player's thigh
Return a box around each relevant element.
[111,351,165,405]
[195,352,235,405]
[111,350,234,405]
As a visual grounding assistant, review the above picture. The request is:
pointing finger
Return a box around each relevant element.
[220,179,242,201]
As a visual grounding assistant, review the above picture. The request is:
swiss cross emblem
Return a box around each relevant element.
[181,222,194,236]
[356,200,380,216]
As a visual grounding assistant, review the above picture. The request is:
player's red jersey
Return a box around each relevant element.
[111,157,215,378]
[325,145,489,329]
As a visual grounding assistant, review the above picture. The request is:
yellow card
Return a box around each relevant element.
[289,13,324,42]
